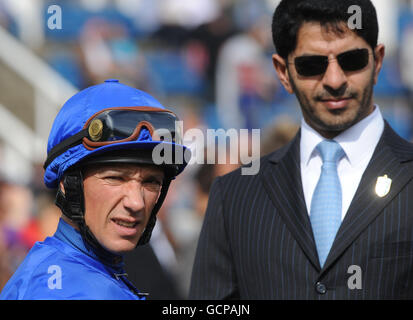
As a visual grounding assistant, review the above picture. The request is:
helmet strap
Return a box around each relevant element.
[137,178,172,246]
[55,171,85,222]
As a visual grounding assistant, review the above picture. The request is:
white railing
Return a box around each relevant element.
[0,25,78,184]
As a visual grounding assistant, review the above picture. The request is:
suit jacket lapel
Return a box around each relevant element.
[261,131,321,270]
[323,122,413,271]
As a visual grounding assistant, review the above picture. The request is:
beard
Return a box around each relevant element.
[289,68,375,135]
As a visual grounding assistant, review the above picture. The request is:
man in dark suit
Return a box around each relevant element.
[189,0,413,299]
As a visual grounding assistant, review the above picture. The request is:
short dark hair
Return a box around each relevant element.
[272,0,379,59]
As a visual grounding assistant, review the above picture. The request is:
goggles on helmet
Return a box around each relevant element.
[44,107,182,170]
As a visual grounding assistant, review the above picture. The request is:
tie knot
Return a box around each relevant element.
[316,140,344,163]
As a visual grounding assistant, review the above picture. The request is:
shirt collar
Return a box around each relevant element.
[300,105,384,167]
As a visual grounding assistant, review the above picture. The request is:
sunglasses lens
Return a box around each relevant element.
[91,110,182,144]
[294,48,370,76]
[338,48,369,72]
[294,56,328,76]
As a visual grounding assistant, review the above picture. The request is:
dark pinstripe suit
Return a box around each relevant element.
[189,122,413,299]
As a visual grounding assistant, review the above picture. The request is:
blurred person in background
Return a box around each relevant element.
[173,162,217,297]
[186,6,237,102]
[190,0,413,299]
[0,181,18,290]
[400,21,413,109]
[79,18,152,91]
[167,146,241,298]
[260,116,299,156]
[0,79,189,299]
[215,1,279,130]
[18,190,61,248]
[0,181,34,287]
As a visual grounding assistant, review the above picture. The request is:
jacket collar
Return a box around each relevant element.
[54,218,124,270]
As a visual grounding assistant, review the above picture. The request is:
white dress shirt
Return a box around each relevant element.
[300,105,384,221]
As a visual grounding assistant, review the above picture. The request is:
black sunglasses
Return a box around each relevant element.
[292,48,371,77]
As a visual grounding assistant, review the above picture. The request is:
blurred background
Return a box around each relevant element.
[0,0,412,299]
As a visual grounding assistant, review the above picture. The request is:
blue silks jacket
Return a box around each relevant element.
[0,218,146,300]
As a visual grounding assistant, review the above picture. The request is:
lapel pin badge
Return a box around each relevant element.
[375,174,392,198]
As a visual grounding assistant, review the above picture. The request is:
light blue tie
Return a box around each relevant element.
[310,140,345,268]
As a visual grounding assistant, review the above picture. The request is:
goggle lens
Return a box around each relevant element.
[86,109,181,145]
[44,106,183,170]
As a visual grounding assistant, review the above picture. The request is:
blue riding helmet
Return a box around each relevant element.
[43,79,189,247]
[44,79,188,189]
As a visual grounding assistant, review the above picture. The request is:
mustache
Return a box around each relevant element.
[314,89,358,101]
